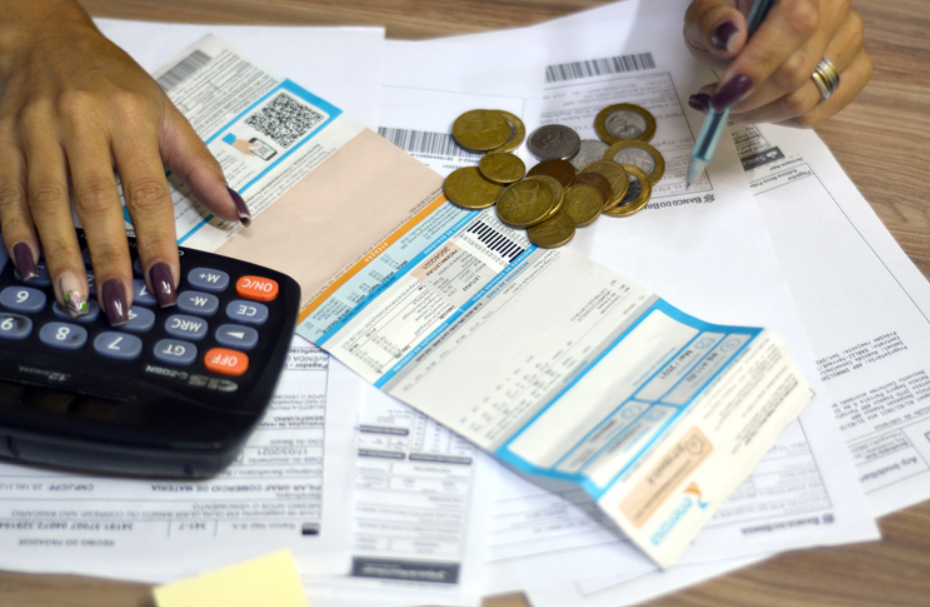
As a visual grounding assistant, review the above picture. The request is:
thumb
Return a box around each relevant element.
[684,0,748,60]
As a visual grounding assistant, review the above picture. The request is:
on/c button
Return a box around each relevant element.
[236,275,279,302]
[204,347,249,376]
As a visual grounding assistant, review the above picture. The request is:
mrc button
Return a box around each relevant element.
[235,276,279,302]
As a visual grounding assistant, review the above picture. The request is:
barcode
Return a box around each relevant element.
[245,93,326,148]
[545,52,656,83]
[157,50,212,92]
[378,127,482,160]
[465,220,525,262]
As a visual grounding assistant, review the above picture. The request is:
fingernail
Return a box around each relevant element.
[711,21,740,52]
[148,262,177,308]
[227,187,252,227]
[13,242,37,281]
[101,278,129,326]
[59,272,89,318]
[688,93,712,113]
[711,75,754,111]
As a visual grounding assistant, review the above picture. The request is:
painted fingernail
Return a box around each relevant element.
[711,75,754,111]
[227,187,252,227]
[59,272,89,318]
[13,242,37,281]
[711,21,740,52]
[688,93,712,113]
[148,262,177,308]
[101,278,129,326]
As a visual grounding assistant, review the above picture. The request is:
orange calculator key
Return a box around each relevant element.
[204,348,249,376]
[236,275,279,302]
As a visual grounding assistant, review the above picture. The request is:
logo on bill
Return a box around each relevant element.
[684,482,709,509]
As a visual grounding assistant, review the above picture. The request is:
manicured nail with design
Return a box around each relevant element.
[227,186,252,227]
[688,93,712,113]
[101,278,129,326]
[711,75,754,111]
[148,262,177,308]
[711,21,740,52]
[13,242,37,281]
[58,272,89,318]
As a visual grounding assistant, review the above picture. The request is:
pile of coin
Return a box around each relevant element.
[444,104,665,248]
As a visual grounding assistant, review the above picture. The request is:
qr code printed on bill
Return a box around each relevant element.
[245,93,325,148]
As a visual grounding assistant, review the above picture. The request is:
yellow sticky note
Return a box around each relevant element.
[153,549,309,607]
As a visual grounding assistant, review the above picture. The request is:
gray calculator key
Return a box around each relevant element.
[178,291,220,316]
[132,278,158,306]
[93,332,143,360]
[153,339,198,365]
[0,313,32,340]
[165,314,209,340]
[15,261,52,287]
[40,322,88,350]
[52,300,101,324]
[0,286,47,313]
[123,305,157,333]
[133,257,143,276]
[82,248,93,266]
[86,270,97,296]
[187,268,230,292]
[225,299,269,326]
[215,324,259,350]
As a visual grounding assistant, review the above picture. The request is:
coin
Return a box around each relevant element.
[594,104,657,144]
[452,109,512,151]
[573,172,612,207]
[527,211,575,248]
[525,175,564,220]
[496,178,555,227]
[570,139,609,171]
[479,152,526,184]
[527,158,576,189]
[604,165,651,217]
[578,160,629,210]
[526,124,581,160]
[603,140,665,185]
[490,110,526,153]
[562,184,603,226]
[444,166,505,210]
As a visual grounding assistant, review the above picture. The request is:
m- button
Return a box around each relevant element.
[236,276,279,302]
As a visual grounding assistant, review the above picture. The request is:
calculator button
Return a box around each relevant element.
[204,347,249,376]
[122,306,157,333]
[225,299,269,326]
[15,261,52,287]
[39,322,88,350]
[86,271,97,297]
[153,339,198,366]
[188,268,230,292]
[178,291,220,316]
[82,248,93,266]
[0,286,47,313]
[52,300,101,324]
[132,278,158,306]
[133,257,143,276]
[235,276,279,302]
[93,332,143,360]
[164,314,209,340]
[215,324,259,350]
[0,313,32,340]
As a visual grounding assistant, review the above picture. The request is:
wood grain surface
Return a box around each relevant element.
[1,0,928,605]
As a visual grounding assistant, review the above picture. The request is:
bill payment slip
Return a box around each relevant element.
[153,36,812,568]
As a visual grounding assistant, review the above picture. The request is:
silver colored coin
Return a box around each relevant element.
[608,146,655,175]
[570,139,609,171]
[604,110,648,140]
[527,124,581,161]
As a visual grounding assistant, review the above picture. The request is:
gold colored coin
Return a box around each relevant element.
[524,175,564,220]
[603,140,665,185]
[578,160,629,210]
[527,211,575,248]
[562,184,603,226]
[604,165,651,217]
[594,103,657,144]
[452,109,511,151]
[496,178,554,227]
[444,166,505,210]
[479,152,526,184]
[490,110,526,153]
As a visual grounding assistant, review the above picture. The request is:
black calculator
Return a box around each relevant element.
[0,230,300,478]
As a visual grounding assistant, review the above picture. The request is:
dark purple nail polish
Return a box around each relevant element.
[148,262,177,308]
[688,93,712,113]
[13,242,37,281]
[101,278,129,326]
[227,187,252,227]
[711,21,740,52]
[711,75,754,112]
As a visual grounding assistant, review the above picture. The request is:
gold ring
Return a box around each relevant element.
[811,58,840,101]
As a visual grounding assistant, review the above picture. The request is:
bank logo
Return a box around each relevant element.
[684,483,709,509]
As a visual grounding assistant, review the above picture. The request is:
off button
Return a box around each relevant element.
[236,275,279,302]
[204,347,249,376]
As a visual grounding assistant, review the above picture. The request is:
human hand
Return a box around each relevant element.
[0,0,249,325]
[683,0,873,127]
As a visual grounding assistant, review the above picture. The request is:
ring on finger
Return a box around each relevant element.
[811,58,841,101]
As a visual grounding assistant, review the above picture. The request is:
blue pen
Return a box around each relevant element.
[686,0,777,185]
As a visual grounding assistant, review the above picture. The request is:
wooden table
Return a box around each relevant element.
[2,0,929,605]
